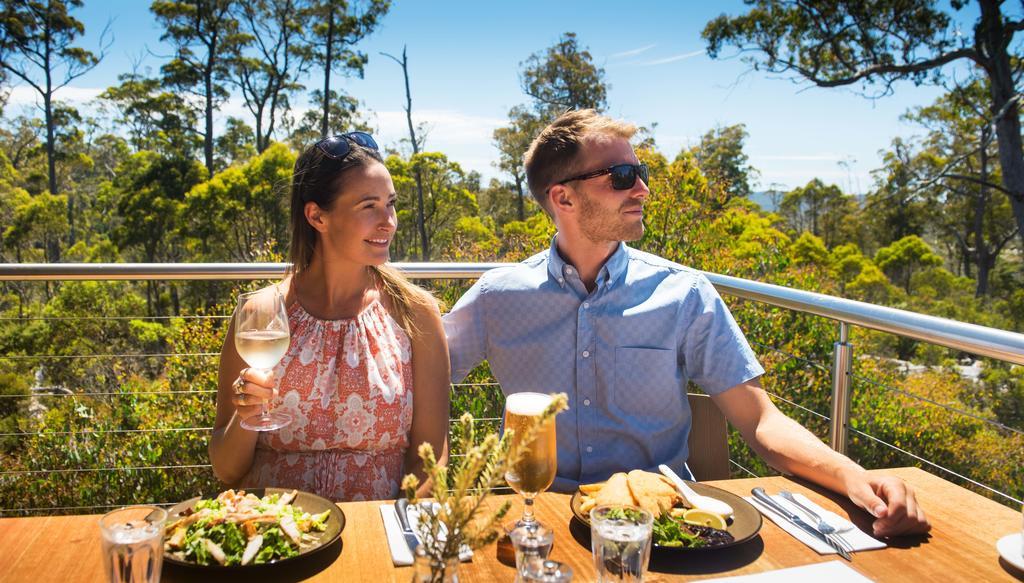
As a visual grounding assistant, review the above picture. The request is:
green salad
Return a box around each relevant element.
[652,513,735,548]
[598,506,734,548]
[164,489,331,566]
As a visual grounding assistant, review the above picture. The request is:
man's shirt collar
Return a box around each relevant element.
[546,234,629,290]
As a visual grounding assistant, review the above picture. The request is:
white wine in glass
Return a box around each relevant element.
[234,288,292,431]
[504,392,557,527]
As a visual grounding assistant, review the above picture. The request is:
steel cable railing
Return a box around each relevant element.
[848,427,1023,506]
[2,263,1023,514]
[0,352,219,360]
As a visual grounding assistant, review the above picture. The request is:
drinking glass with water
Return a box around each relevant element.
[590,505,653,583]
[510,523,554,581]
[99,505,166,583]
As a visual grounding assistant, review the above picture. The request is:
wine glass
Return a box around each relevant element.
[233,287,292,431]
[504,392,558,527]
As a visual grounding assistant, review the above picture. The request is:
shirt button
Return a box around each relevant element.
[566,266,574,274]
[558,278,564,284]
[583,399,591,406]
[586,446,593,453]
[582,350,590,358]
[583,302,590,309]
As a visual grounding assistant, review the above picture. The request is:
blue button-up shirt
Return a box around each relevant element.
[443,237,764,492]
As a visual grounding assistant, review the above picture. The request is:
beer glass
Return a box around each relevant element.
[504,392,557,527]
[234,287,292,431]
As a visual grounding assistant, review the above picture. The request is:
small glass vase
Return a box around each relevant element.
[411,545,460,583]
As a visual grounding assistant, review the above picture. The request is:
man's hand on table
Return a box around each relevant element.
[845,473,931,537]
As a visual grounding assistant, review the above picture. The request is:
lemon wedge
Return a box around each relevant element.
[682,508,727,530]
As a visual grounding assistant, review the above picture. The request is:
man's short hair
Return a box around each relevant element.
[523,109,637,213]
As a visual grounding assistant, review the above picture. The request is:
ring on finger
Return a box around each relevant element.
[232,377,245,395]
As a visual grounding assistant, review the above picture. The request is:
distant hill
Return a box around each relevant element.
[746,190,865,213]
[749,190,783,213]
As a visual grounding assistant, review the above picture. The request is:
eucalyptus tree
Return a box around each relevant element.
[704,0,1024,251]
[493,32,609,221]
[152,0,247,174]
[380,45,430,258]
[230,0,312,153]
[306,0,389,138]
[906,81,1018,295]
[690,124,757,203]
[780,179,858,248]
[519,32,608,118]
[863,138,930,251]
[100,72,200,156]
[492,105,541,221]
[0,0,107,249]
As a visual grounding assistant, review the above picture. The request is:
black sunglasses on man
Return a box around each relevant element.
[555,162,649,191]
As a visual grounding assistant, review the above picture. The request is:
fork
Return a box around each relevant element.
[779,491,854,553]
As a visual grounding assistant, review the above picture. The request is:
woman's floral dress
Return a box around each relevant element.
[242,298,414,501]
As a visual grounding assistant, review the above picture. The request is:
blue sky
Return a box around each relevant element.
[5,0,964,193]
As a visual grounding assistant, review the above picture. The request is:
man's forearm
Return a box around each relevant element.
[745,409,865,496]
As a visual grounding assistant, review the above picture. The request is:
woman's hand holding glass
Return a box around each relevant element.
[232,288,292,431]
[231,368,278,423]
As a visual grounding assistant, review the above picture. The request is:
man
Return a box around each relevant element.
[443,110,929,536]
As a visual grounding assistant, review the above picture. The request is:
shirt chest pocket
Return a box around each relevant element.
[612,346,682,418]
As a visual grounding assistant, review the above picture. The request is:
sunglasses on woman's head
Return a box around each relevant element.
[556,163,650,191]
[315,132,380,160]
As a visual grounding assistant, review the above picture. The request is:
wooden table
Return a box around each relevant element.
[1,467,1021,582]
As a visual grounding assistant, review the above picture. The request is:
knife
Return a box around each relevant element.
[394,498,421,554]
[751,488,852,561]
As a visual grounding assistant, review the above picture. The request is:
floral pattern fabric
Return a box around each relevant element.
[242,298,414,501]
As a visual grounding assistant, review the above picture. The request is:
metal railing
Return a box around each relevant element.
[2,262,1023,510]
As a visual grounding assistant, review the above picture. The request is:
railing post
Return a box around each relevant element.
[830,322,853,454]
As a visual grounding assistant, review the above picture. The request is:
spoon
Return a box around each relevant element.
[658,464,734,517]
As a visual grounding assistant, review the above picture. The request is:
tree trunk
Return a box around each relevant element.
[392,46,429,260]
[255,102,265,153]
[320,5,334,139]
[204,69,215,174]
[973,130,990,297]
[979,0,1024,252]
[171,284,181,316]
[515,174,525,221]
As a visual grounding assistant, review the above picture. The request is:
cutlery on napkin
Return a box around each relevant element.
[746,491,886,556]
[379,502,473,566]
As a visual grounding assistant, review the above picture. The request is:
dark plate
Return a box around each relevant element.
[164,488,345,569]
[570,481,762,551]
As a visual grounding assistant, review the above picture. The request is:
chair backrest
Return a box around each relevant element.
[686,392,730,481]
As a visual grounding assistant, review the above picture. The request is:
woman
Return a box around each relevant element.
[209,132,450,500]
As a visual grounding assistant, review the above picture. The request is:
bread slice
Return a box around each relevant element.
[593,472,633,507]
[626,470,682,516]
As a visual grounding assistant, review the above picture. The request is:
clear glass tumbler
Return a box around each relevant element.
[99,505,166,583]
[510,523,554,581]
[589,505,653,583]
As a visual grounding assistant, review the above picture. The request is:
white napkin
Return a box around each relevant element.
[701,560,874,582]
[746,493,886,555]
[379,503,473,566]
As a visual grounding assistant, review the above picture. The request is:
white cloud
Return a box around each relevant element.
[369,109,505,147]
[610,44,656,59]
[638,50,705,66]
[6,85,105,106]
[751,153,848,162]
[356,109,505,180]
